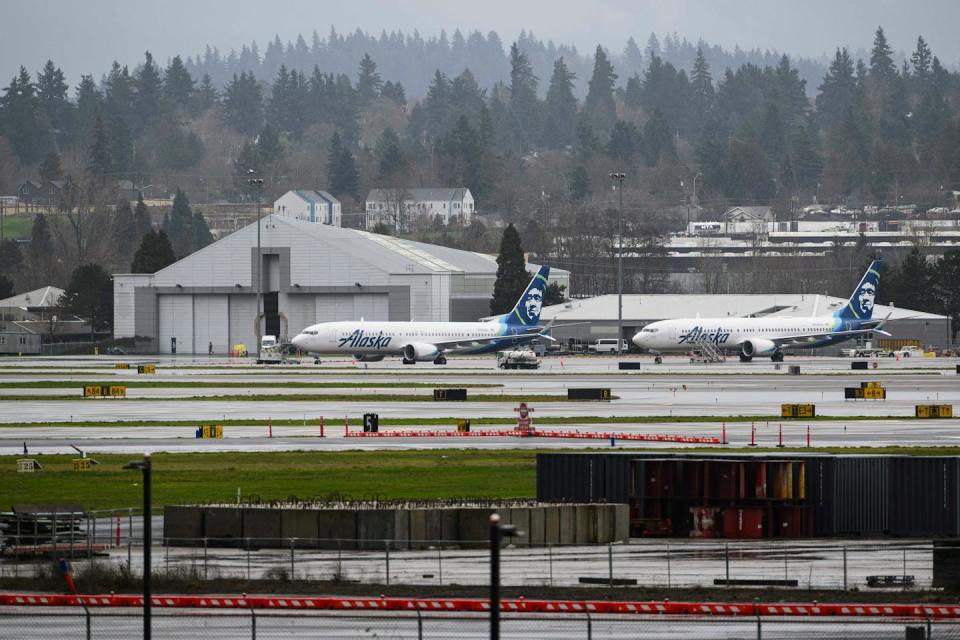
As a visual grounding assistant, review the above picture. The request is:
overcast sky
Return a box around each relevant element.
[4,0,959,86]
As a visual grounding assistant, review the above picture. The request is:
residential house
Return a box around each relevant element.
[365,188,474,231]
[273,190,342,227]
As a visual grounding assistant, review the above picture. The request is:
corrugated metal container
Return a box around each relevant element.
[832,457,890,535]
[536,453,630,503]
[890,457,960,536]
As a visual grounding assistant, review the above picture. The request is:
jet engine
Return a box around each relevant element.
[740,338,777,358]
[402,343,440,362]
[353,354,385,362]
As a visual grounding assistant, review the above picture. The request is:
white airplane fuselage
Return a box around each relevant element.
[633,316,845,354]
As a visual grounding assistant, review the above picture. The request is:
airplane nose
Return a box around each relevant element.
[291,334,304,349]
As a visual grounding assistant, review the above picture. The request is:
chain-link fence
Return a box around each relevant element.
[0,609,958,639]
[0,529,933,591]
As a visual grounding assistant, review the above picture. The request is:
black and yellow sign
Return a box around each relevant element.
[845,386,886,400]
[115,363,129,370]
[456,419,471,433]
[781,403,815,418]
[568,388,612,400]
[434,388,467,401]
[83,385,126,397]
[196,424,223,438]
[916,404,953,418]
[861,381,884,389]
[72,458,93,471]
[137,364,156,374]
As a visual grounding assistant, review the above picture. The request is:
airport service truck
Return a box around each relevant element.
[497,349,540,370]
[256,335,286,364]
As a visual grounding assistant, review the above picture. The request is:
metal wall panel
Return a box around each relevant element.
[890,457,960,536]
[831,457,889,535]
[158,295,194,354]
[192,295,229,354]
[537,454,631,503]
[228,295,257,350]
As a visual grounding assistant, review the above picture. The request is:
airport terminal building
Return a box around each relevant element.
[113,215,568,354]
[542,294,951,352]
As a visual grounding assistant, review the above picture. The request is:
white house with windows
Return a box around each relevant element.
[273,190,342,227]
[365,188,474,231]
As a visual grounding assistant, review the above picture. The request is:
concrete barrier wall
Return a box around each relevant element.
[163,503,629,548]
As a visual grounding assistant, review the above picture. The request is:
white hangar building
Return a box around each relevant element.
[113,215,568,354]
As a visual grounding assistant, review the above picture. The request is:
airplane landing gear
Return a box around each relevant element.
[771,351,784,362]
[654,355,663,364]
[739,353,753,363]
[402,358,416,365]
[433,356,448,365]
[314,358,322,365]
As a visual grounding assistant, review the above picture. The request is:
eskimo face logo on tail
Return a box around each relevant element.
[857,282,876,316]
[678,326,731,345]
[337,329,392,349]
[524,287,544,321]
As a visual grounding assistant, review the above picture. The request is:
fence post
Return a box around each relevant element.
[385,539,391,586]
[667,543,671,588]
[86,515,91,559]
[586,612,593,640]
[203,537,208,581]
[246,539,251,581]
[548,544,553,587]
[926,610,932,640]
[784,549,788,582]
[607,542,613,587]
[250,608,256,640]
[165,538,169,573]
[290,538,296,580]
[725,543,730,584]
[52,512,58,557]
[85,607,91,640]
[127,537,132,575]
[417,610,423,640]
[843,545,848,591]
[438,546,443,585]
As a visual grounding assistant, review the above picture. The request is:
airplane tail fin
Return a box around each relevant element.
[501,265,550,326]
[835,260,881,321]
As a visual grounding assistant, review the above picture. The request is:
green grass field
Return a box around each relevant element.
[0,213,35,240]
[0,393,575,402]
[3,446,959,511]
[0,381,501,389]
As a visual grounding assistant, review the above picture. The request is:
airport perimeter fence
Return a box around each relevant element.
[0,519,936,590]
[1,608,959,639]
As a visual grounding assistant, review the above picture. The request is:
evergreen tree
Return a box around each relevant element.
[889,248,934,311]
[381,80,406,105]
[0,275,13,300]
[490,223,527,315]
[934,250,960,338]
[0,239,22,278]
[642,109,672,166]
[133,192,152,238]
[163,55,195,111]
[111,199,140,261]
[0,66,52,163]
[38,152,63,183]
[356,53,383,104]
[508,43,540,151]
[223,71,263,135]
[376,128,406,180]
[568,165,592,202]
[131,230,176,273]
[911,36,933,81]
[607,120,638,162]
[690,48,715,124]
[869,27,896,80]
[27,213,53,286]
[135,51,163,126]
[326,132,359,198]
[191,210,214,251]
[194,74,218,112]
[162,189,198,258]
[584,45,618,140]
[541,57,577,149]
[36,60,74,148]
[256,123,281,165]
[60,263,114,336]
[87,112,112,177]
[816,48,857,131]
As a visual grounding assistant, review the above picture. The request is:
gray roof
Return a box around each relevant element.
[0,286,64,309]
[291,190,340,205]
[541,294,945,322]
[367,188,471,202]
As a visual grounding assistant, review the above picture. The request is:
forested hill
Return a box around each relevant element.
[183,28,831,98]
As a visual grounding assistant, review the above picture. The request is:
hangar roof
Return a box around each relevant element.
[0,286,64,309]
[541,294,946,322]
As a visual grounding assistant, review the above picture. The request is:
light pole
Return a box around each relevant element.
[609,172,626,356]
[247,171,264,359]
[489,513,518,640]
[692,172,702,219]
[123,453,152,640]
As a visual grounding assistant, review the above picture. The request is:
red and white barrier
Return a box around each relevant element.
[1,594,957,618]
[343,428,718,444]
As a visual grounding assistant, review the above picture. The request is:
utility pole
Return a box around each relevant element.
[123,453,152,640]
[247,171,264,360]
[609,173,626,356]
[489,513,518,640]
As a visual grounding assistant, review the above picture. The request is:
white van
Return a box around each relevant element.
[591,339,629,354]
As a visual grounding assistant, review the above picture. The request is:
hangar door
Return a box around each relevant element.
[158,295,193,354]
[193,295,229,354]
[316,294,389,322]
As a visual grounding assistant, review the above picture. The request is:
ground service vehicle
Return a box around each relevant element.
[497,349,540,369]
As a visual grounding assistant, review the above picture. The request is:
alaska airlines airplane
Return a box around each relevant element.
[290,266,552,364]
[632,261,888,362]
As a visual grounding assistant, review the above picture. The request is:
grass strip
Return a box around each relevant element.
[0,393,584,402]
[3,445,959,511]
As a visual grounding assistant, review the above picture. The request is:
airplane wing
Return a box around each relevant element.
[431,329,547,352]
